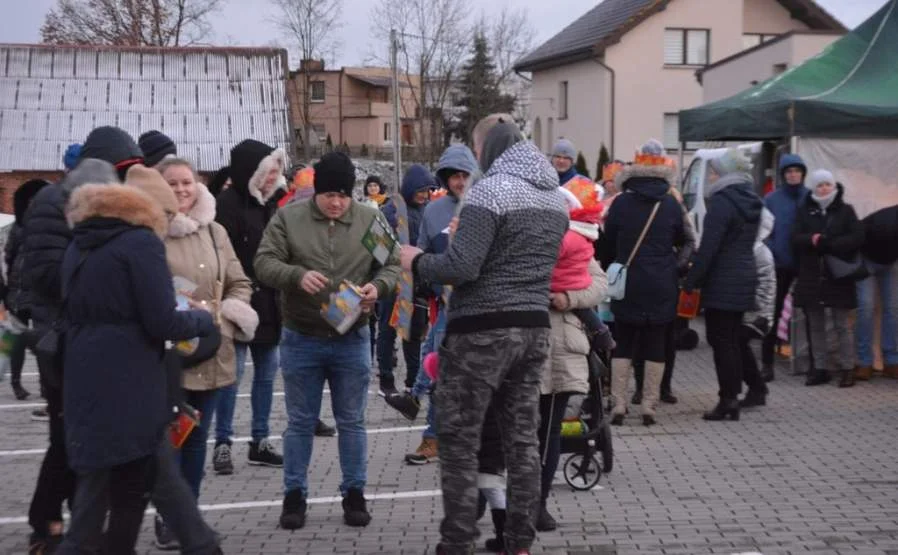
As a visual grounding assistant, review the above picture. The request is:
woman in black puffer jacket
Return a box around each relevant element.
[792,170,864,388]
[684,149,762,422]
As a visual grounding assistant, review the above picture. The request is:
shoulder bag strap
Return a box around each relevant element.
[625,201,661,268]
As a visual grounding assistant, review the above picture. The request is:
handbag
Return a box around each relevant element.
[824,252,868,281]
[173,227,223,368]
[606,201,661,301]
[34,250,89,389]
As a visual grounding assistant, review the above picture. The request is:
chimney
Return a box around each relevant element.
[300,59,324,72]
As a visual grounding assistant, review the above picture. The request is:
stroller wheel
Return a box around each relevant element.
[598,421,614,473]
[563,453,602,491]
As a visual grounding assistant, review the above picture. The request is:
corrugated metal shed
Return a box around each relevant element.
[0,44,292,172]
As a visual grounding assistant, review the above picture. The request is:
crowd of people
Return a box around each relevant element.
[3,109,897,554]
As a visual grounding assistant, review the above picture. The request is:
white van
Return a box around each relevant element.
[680,142,773,240]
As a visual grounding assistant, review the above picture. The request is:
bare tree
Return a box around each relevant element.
[41,0,226,46]
[270,0,343,162]
[370,0,471,162]
[484,6,536,87]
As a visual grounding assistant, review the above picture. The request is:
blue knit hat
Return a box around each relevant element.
[63,143,82,170]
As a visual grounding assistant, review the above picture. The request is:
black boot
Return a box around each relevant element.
[838,369,856,388]
[534,503,557,532]
[11,382,30,401]
[703,398,740,421]
[760,364,775,383]
[739,389,767,408]
[484,509,506,552]
[805,370,831,386]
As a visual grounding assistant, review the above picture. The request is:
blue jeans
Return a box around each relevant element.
[214,343,279,444]
[179,389,220,499]
[413,307,447,440]
[856,261,898,367]
[280,327,370,496]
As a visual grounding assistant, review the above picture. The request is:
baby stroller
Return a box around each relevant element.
[558,350,614,491]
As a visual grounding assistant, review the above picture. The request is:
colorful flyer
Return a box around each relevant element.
[361,216,397,266]
[320,280,365,335]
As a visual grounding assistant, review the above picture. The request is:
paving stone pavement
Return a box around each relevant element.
[1,319,897,554]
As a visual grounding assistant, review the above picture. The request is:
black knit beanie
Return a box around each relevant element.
[139,130,177,167]
[313,152,356,196]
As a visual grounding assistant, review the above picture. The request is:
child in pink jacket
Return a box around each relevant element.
[553,178,615,352]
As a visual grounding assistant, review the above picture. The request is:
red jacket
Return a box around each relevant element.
[551,224,598,292]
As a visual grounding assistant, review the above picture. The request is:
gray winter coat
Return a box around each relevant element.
[744,208,776,333]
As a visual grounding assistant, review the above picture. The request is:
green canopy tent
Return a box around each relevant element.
[679,0,898,142]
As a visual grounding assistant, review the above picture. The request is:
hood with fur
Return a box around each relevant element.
[229,139,287,205]
[614,162,675,201]
[168,183,217,238]
[67,184,168,240]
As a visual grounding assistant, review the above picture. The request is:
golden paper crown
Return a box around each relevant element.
[601,162,624,183]
[633,153,676,169]
[564,176,600,211]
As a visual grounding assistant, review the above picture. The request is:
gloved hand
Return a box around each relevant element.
[592,328,617,352]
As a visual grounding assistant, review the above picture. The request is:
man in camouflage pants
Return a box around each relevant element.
[401,114,568,554]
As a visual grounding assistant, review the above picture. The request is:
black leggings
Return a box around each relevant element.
[612,321,667,362]
[538,392,572,503]
[705,309,745,400]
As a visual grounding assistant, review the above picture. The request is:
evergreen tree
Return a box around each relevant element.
[575,151,590,179]
[325,133,334,152]
[454,33,516,143]
[597,144,610,179]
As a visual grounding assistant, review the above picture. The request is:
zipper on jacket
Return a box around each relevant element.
[328,219,336,279]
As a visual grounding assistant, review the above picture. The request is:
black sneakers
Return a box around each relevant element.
[279,489,307,530]
[154,515,180,551]
[248,439,283,467]
[315,419,336,437]
[212,443,234,475]
[378,375,398,398]
[385,392,420,420]
[342,488,372,527]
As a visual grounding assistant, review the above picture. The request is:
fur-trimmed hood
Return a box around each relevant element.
[67,184,168,240]
[168,183,217,238]
[229,139,287,206]
[614,162,677,192]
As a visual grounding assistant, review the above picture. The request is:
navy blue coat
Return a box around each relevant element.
[604,168,685,325]
[764,154,809,270]
[382,164,435,247]
[62,185,213,472]
[685,174,763,312]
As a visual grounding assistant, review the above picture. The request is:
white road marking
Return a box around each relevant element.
[0,426,426,457]
[0,489,443,525]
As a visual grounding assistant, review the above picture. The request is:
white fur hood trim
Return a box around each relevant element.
[570,220,599,241]
[248,149,287,206]
[168,183,217,238]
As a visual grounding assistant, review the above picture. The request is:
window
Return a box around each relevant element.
[312,124,326,142]
[773,62,788,75]
[663,113,702,151]
[742,33,780,50]
[558,81,569,120]
[664,28,710,66]
[310,81,325,103]
[383,122,391,142]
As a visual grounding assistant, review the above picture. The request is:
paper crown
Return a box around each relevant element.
[601,162,624,183]
[430,188,448,201]
[564,175,600,211]
[633,153,677,169]
[293,167,314,189]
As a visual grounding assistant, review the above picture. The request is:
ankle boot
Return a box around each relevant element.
[739,389,767,407]
[484,509,506,552]
[805,369,831,386]
[610,358,632,424]
[838,369,856,388]
[703,398,740,421]
[641,361,664,426]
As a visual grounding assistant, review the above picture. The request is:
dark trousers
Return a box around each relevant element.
[57,455,156,555]
[705,309,745,400]
[8,310,33,387]
[740,326,768,394]
[376,295,427,389]
[537,392,572,503]
[152,440,219,554]
[633,321,677,394]
[28,381,75,538]
[179,389,220,499]
[762,268,796,366]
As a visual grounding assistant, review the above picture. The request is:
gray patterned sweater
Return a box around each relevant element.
[413,141,568,334]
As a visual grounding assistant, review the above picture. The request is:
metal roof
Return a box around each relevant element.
[513,0,845,72]
[345,72,411,89]
[0,44,293,172]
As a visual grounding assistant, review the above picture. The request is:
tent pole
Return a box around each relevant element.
[788,101,797,153]
[678,142,685,184]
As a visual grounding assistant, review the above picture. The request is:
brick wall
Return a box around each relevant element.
[0,171,64,215]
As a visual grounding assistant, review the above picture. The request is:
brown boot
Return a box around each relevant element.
[855,366,873,381]
[884,365,898,379]
[610,358,632,425]
[641,361,664,426]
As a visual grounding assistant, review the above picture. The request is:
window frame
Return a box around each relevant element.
[664,27,711,67]
[558,81,569,120]
[383,122,391,142]
[742,32,780,50]
[310,80,326,103]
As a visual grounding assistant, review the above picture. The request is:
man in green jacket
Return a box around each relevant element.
[254,151,400,531]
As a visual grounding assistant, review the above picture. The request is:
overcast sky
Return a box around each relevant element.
[0,0,887,68]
